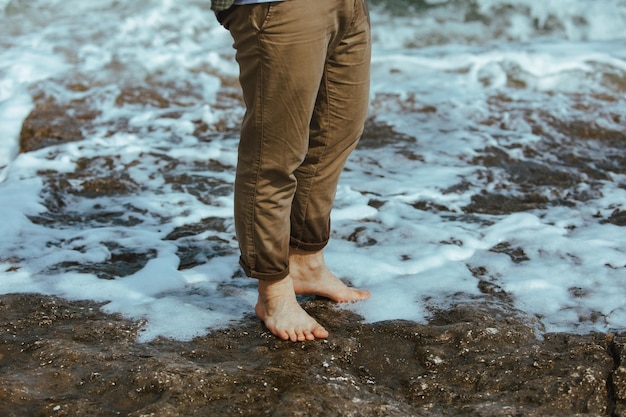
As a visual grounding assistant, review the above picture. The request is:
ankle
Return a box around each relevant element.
[289,247,325,270]
[257,276,294,300]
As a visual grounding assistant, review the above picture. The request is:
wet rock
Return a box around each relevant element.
[602,209,626,227]
[165,217,229,240]
[115,86,171,108]
[0,294,617,417]
[463,192,549,215]
[75,176,139,198]
[165,218,236,270]
[489,242,530,263]
[411,199,450,213]
[358,117,417,150]
[49,242,158,280]
[19,101,85,153]
[611,334,626,416]
[473,147,581,189]
[165,172,232,204]
[546,118,626,147]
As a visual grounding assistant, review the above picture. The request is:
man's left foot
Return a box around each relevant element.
[289,247,370,302]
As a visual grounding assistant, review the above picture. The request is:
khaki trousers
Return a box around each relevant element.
[219,0,371,280]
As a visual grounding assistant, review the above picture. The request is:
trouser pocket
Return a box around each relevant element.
[216,3,273,31]
[215,5,236,28]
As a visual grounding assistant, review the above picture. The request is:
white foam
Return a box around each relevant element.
[1,0,626,341]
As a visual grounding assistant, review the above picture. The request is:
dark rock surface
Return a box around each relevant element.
[0,293,623,417]
[19,99,96,154]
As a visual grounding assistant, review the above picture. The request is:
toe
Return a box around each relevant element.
[296,330,307,342]
[287,330,299,342]
[313,325,329,339]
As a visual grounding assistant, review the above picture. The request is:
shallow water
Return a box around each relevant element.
[1,0,626,342]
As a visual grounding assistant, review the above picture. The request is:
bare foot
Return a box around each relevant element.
[255,276,329,342]
[289,247,370,302]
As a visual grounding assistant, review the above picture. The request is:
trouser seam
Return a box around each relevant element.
[245,32,267,275]
[291,69,331,249]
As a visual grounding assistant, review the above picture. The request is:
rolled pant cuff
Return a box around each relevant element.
[239,257,290,281]
[289,237,328,252]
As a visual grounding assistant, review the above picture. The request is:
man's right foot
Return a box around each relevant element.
[255,276,329,342]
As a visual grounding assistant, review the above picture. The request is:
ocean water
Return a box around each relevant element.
[1,0,625,341]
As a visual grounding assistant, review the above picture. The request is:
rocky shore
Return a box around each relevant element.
[2,87,625,416]
[0,293,624,416]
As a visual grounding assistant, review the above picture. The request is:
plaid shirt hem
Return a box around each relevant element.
[211,0,235,11]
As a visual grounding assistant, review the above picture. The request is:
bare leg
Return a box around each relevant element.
[289,247,371,302]
[255,276,330,342]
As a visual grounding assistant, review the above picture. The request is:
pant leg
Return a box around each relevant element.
[222,0,345,280]
[290,0,372,251]
[223,0,369,280]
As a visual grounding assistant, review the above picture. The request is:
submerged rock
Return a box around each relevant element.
[19,100,95,154]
